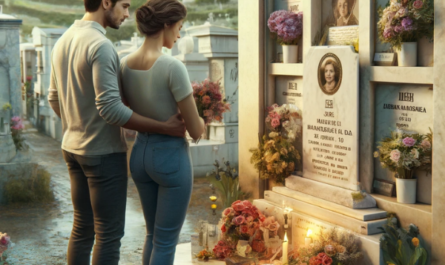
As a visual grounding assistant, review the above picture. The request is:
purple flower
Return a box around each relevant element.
[268,10,303,43]
[402,137,416,147]
[401,17,416,31]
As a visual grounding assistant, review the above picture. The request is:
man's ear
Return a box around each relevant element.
[102,0,112,10]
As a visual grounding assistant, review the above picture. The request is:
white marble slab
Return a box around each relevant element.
[272,186,386,221]
[302,46,359,191]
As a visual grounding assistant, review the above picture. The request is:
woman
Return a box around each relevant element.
[320,58,340,93]
[120,0,205,264]
[334,0,358,26]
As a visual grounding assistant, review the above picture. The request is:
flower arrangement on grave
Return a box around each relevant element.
[0,232,13,264]
[374,130,432,179]
[192,78,231,125]
[250,104,302,184]
[206,159,247,208]
[196,249,215,262]
[377,0,434,49]
[10,116,25,151]
[267,10,303,45]
[213,200,281,260]
[380,216,429,265]
[288,228,363,265]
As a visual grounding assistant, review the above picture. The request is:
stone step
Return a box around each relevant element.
[272,186,387,221]
[253,199,381,265]
[285,175,377,209]
[263,190,387,235]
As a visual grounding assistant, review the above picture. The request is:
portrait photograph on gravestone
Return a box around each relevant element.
[322,0,360,46]
[318,53,342,95]
[332,0,358,27]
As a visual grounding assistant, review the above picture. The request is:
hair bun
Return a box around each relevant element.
[137,5,156,22]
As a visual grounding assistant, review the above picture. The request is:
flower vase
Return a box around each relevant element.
[236,240,251,257]
[282,45,298,63]
[396,178,417,204]
[396,42,417,67]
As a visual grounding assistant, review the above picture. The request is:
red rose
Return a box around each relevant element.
[240,225,249,234]
[232,215,246,226]
[242,200,252,207]
[221,224,226,233]
[223,207,234,216]
[233,203,246,212]
[231,200,241,208]
[322,255,333,265]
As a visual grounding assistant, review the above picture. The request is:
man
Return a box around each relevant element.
[48,0,186,264]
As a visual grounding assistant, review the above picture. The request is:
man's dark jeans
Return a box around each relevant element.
[62,150,128,265]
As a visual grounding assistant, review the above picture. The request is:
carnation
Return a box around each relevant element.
[402,137,416,147]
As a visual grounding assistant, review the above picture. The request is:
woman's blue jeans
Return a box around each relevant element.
[130,133,193,265]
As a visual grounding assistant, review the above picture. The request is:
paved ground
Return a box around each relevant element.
[0,132,223,264]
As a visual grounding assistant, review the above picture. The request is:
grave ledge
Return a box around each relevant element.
[269,63,304,76]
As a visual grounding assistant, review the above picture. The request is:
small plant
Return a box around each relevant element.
[380,216,429,265]
[0,232,13,265]
[206,159,246,209]
[3,164,54,204]
[2,103,11,111]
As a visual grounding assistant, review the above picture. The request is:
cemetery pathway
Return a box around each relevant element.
[0,131,221,265]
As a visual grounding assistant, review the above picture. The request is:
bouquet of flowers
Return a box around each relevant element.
[289,229,362,265]
[214,200,267,260]
[11,116,25,151]
[374,130,432,179]
[192,79,231,124]
[0,232,13,263]
[265,103,302,141]
[250,134,300,184]
[377,0,434,49]
[268,10,303,45]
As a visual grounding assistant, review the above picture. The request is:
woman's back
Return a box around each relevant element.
[120,54,193,123]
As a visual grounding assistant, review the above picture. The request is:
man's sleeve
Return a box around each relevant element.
[91,41,133,126]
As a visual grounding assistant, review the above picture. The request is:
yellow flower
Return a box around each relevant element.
[353,38,359,52]
[412,237,419,247]
[209,196,217,202]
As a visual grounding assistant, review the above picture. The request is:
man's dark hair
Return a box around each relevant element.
[84,0,119,12]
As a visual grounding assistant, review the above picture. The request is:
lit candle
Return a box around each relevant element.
[305,229,313,247]
[211,204,217,209]
[209,196,217,202]
[282,231,288,264]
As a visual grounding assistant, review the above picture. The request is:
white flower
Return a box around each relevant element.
[411,148,419,159]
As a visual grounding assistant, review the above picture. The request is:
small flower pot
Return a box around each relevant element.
[395,42,417,67]
[282,45,298,63]
[396,178,417,204]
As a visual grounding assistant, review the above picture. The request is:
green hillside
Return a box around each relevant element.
[1,0,237,43]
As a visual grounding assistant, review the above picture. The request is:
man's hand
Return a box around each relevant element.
[163,113,186,137]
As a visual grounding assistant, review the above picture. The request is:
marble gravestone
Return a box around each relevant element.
[374,84,433,203]
[302,46,359,191]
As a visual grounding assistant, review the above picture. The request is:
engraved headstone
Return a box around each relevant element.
[302,46,359,191]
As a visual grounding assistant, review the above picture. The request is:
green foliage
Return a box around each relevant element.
[185,8,238,23]
[195,0,230,4]
[3,164,54,204]
[380,217,429,265]
[206,159,247,208]
[2,103,12,111]
[10,4,82,26]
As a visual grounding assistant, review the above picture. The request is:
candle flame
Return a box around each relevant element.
[284,231,288,242]
[307,229,313,237]
[211,204,217,209]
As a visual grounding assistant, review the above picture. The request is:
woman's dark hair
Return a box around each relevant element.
[136,0,187,36]
[84,0,119,13]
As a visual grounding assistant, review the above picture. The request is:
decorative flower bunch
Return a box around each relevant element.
[0,232,13,262]
[374,130,432,179]
[266,103,302,141]
[377,0,434,49]
[289,229,363,265]
[214,200,266,260]
[11,116,25,151]
[268,10,303,45]
[250,134,301,184]
[192,79,231,124]
[195,249,215,261]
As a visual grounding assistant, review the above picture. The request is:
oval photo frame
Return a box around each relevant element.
[318,53,343,96]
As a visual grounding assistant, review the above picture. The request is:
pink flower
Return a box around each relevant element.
[0,235,10,246]
[221,224,226,233]
[232,215,246,226]
[240,225,249,234]
[223,207,234,216]
[246,216,254,223]
[268,221,280,232]
[421,139,431,150]
[202,95,211,105]
[271,118,281,128]
[402,137,416,147]
[231,200,241,207]
[390,149,401,162]
[203,109,213,117]
[413,0,423,9]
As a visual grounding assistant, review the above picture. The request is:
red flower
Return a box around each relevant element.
[240,225,249,234]
[251,239,266,253]
[232,202,246,212]
[232,215,246,226]
[221,224,226,233]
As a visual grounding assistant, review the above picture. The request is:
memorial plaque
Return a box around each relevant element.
[275,77,303,107]
[291,212,334,248]
[302,46,359,191]
[374,85,433,183]
[327,26,359,46]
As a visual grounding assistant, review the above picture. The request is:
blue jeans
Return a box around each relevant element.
[130,133,193,265]
[62,150,128,265]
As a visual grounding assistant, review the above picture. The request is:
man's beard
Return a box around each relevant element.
[105,9,120,29]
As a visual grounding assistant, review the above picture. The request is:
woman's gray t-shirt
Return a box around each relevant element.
[120,55,193,123]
